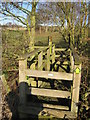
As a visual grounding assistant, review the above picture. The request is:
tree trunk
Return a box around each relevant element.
[29,3,36,52]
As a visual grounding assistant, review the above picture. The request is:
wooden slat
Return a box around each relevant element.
[18,105,76,119]
[27,102,69,110]
[55,48,70,51]
[28,87,71,99]
[25,69,73,81]
[55,48,66,51]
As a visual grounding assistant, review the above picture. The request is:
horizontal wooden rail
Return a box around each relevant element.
[34,46,47,49]
[55,48,66,51]
[18,106,76,119]
[55,48,70,51]
[27,102,69,110]
[26,70,73,81]
[28,87,71,99]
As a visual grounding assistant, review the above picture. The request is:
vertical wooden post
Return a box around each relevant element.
[38,51,43,70]
[29,63,35,87]
[19,59,28,105]
[52,45,55,71]
[47,48,50,71]
[52,45,55,64]
[71,64,81,115]
[70,50,74,72]
[48,36,52,55]
[38,51,43,87]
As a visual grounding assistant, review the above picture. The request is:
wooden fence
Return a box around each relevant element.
[18,37,81,119]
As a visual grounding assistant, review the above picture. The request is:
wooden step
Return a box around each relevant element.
[18,105,76,119]
[26,102,69,110]
[27,87,71,99]
[26,69,73,81]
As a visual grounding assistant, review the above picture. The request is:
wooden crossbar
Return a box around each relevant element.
[18,105,76,119]
[26,70,73,81]
[26,102,69,110]
[28,87,71,99]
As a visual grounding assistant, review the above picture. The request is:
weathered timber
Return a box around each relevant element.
[26,102,69,110]
[52,45,55,64]
[25,69,73,81]
[71,64,81,115]
[19,59,28,105]
[18,105,76,119]
[70,50,74,72]
[47,48,50,71]
[55,48,66,51]
[38,51,43,87]
[48,36,52,55]
[29,63,36,87]
[28,87,71,99]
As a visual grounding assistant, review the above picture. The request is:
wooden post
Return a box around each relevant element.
[52,45,55,64]
[38,51,43,70]
[71,64,81,115]
[38,51,43,87]
[48,36,52,55]
[47,48,50,71]
[70,50,74,72]
[29,63,36,87]
[19,59,28,105]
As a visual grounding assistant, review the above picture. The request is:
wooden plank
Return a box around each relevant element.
[19,59,27,83]
[70,50,74,72]
[47,48,50,71]
[55,48,70,51]
[52,45,55,64]
[27,102,69,110]
[28,87,71,99]
[25,69,73,81]
[55,48,66,51]
[71,64,81,115]
[38,51,43,70]
[18,105,76,119]
[19,59,28,105]
[29,63,36,87]
[38,51,43,87]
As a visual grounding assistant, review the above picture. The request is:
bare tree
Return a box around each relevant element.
[0,1,38,51]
